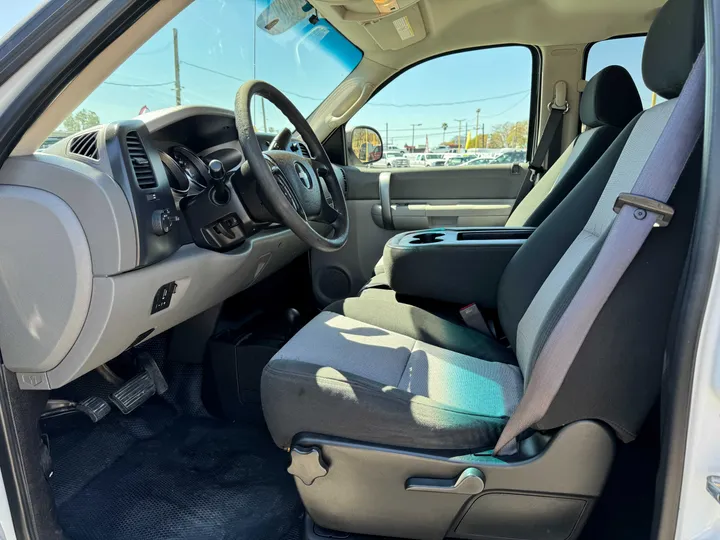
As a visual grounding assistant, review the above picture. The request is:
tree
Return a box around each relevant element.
[441,122,448,142]
[62,109,101,133]
[488,120,528,149]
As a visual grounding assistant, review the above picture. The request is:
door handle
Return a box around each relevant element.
[511,163,522,174]
[405,467,485,495]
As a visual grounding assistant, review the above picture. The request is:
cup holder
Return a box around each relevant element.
[409,232,444,244]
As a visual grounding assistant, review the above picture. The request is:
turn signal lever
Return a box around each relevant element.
[208,159,231,205]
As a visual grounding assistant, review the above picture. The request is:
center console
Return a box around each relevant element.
[382,227,534,307]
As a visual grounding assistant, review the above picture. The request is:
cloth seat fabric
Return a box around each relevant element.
[262,298,523,451]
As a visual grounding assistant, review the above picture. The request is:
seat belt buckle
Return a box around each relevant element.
[613,192,675,227]
[459,303,494,337]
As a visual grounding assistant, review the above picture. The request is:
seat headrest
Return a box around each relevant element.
[642,0,704,100]
[580,66,643,129]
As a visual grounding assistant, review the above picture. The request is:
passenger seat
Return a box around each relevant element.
[371,64,643,278]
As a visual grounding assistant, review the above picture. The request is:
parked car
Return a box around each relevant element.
[410,153,446,167]
[444,155,479,166]
[491,150,527,163]
[462,156,495,166]
[373,150,410,168]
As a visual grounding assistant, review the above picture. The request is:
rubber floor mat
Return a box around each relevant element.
[46,402,303,540]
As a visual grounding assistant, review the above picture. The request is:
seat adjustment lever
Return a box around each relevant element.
[405,467,485,495]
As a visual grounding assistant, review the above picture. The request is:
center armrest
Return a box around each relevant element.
[383,227,534,308]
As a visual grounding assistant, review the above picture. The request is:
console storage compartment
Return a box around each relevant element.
[382,227,534,306]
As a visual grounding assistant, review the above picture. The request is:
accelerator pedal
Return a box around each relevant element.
[109,352,168,414]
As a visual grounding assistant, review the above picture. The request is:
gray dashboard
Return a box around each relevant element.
[0,106,340,390]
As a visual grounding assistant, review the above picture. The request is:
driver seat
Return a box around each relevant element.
[261,0,704,537]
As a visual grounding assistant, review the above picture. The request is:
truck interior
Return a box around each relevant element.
[0,0,714,539]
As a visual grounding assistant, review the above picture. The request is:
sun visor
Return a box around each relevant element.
[362,4,427,50]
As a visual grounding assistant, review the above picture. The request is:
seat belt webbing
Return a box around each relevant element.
[495,48,706,455]
[510,101,566,213]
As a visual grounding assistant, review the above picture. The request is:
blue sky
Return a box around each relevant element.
[2,1,652,147]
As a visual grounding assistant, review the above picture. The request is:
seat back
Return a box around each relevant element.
[507,65,642,227]
[498,0,704,442]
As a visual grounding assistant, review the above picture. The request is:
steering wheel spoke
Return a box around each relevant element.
[317,195,341,225]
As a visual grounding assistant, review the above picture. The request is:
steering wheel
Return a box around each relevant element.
[234,80,349,252]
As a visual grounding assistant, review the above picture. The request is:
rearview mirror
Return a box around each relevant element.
[350,126,383,165]
[256,0,312,35]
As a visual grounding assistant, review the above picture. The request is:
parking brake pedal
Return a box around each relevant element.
[109,353,168,414]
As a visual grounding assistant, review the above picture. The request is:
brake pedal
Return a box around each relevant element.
[109,353,168,414]
[77,396,112,423]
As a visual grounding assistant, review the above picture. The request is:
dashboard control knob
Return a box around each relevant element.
[151,208,178,235]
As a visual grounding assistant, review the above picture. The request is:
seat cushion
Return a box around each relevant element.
[328,294,517,365]
[262,308,523,451]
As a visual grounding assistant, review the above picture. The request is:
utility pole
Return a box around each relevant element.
[173,28,181,106]
[475,109,480,151]
[482,123,485,148]
[454,119,463,151]
[410,123,422,151]
[261,98,267,132]
[386,123,389,147]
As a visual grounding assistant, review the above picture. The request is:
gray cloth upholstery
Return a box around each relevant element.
[327,295,517,365]
[642,0,704,99]
[580,66,643,129]
[262,311,523,450]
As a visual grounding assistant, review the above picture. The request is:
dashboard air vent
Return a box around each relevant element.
[126,131,157,189]
[297,142,310,158]
[68,131,99,160]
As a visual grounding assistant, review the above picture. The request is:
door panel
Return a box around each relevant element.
[311,164,525,305]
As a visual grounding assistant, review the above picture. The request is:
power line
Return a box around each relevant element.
[177,61,531,109]
[366,90,531,109]
[180,61,323,102]
[103,80,175,88]
[480,93,531,118]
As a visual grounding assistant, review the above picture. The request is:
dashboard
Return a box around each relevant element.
[0,106,346,391]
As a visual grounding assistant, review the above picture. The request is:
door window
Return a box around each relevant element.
[352,46,536,169]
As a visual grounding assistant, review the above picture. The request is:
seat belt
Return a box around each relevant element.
[495,48,706,455]
[510,81,568,213]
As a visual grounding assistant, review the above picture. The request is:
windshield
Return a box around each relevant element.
[46,0,362,145]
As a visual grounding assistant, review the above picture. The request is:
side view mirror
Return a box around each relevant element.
[348,126,383,166]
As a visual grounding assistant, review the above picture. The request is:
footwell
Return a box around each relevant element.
[45,401,303,540]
